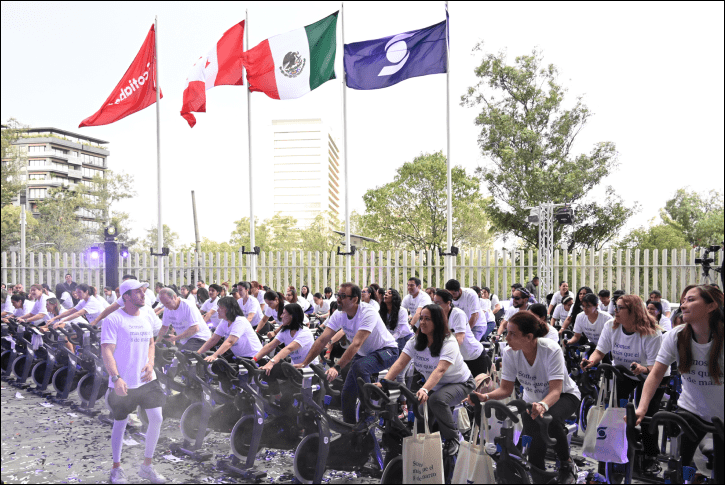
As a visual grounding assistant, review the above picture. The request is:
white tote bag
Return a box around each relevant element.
[581,374,607,457]
[452,408,495,484]
[403,405,445,484]
[583,375,629,464]
[486,358,522,444]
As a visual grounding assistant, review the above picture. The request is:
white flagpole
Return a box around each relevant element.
[246,10,256,281]
[154,15,164,285]
[445,2,453,282]
[341,3,351,282]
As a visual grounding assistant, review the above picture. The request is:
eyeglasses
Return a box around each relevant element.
[336,293,351,300]
[615,305,627,312]
[512,296,525,301]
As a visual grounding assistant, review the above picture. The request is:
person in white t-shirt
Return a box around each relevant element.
[648,290,672,318]
[143,284,156,308]
[17,284,50,325]
[179,285,197,307]
[157,288,212,351]
[104,286,118,305]
[93,288,110,310]
[3,293,34,321]
[297,283,400,424]
[434,289,490,377]
[47,283,104,327]
[583,294,669,475]
[635,285,723,478]
[201,284,222,329]
[598,290,612,315]
[100,279,167,484]
[402,277,432,329]
[550,296,574,328]
[379,288,413,411]
[198,297,263,362]
[323,287,336,303]
[285,285,311,312]
[1,288,12,317]
[445,279,483,340]
[646,300,671,332]
[300,285,315,305]
[253,303,319,404]
[236,281,263,329]
[382,303,475,456]
[474,311,581,483]
[529,303,560,342]
[256,290,285,336]
[548,281,573,317]
[250,281,267,313]
[361,286,380,312]
[497,287,530,336]
[312,293,331,322]
[563,293,610,348]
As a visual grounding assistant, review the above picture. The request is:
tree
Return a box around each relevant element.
[618,220,690,252]
[85,171,136,242]
[33,187,91,253]
[0,205,39,252]
[660,189,724,248]
[462,47,637,250]
[181,237,235,254]
[357,151,495,252]
[299,211,344,254]
[230,217,271,251]
[1,118,27,207]
[141,224,179,252]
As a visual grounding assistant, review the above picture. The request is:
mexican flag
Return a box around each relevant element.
[244,12,337,100]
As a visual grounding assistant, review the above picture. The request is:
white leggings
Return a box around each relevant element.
[111,407,163,463]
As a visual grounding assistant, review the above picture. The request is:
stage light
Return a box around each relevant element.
[120,245,129,258]
[89,246,101,260]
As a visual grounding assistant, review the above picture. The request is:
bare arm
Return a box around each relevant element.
[254,337,281,361]
[91,300,120,326]
[101,342,119,377]
[455,332,465,346]
[634,362,669,424]
[208,335,239,360]
[468,312,479,329]
[197,333,222,354]
[169,324,201,343]
[410,306,423,328]
[421,360,452,392]
[255,315,270,334]
[380,352,412,382]
[299,326,336,367]
[479,378,515,401]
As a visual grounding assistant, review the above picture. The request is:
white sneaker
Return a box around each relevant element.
[138,464,167,484]
[109,467,128,484]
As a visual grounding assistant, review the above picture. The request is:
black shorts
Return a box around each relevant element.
[107,379,166,421]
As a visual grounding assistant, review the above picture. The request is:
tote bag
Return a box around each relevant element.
[452,407,496,484]
[403,405,445,484]
[581,374,607,457]
[583,374,629,464]
[486,354,522,444]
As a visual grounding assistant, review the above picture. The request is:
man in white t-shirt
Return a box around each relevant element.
[497,287,530,336]
[157,288,211,351]
[648,290,671,318]
[444,279,482,337]
[100,279,167,484]
[297,283,399,424]
[17,284,50,325]
[548,281,573,317]
[401,277,432,329]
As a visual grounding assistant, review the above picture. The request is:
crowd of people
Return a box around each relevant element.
[1,273,722,484]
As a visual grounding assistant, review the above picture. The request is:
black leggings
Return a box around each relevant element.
[464,351,491,377]
[616,375,667,458]
[521,392,580,470]
[679,410,724,481]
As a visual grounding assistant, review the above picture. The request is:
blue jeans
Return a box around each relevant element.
[472,326,485,341]
[482,321,496,340]
[341,346,399,423]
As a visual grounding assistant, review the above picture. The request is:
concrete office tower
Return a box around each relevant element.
[271,119,341,228]
[3,126,110,231]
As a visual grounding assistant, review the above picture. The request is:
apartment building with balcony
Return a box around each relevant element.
[3,126,110,229]
[271,118,342,229]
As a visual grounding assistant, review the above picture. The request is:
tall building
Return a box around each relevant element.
[4,126,110,230]
[271,118,341,228]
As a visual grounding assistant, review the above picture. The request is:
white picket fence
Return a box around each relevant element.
[2,247,721,303]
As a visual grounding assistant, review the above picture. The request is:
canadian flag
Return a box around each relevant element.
[181,21,245,127]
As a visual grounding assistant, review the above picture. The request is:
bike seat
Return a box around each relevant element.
[699,438,714,462]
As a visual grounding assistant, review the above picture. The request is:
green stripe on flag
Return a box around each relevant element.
[305,11,338,91]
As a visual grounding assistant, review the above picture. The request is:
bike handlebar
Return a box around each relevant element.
[380,379,423,421]
[358,378,390,411]
[482,398,556,446]
[598,363,646,382]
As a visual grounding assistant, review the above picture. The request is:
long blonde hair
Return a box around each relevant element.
[612,295,660,336]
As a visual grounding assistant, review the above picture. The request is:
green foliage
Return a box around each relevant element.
[0,205,39,252]
[230,216,272,251]
[462,47,637,249]
[83,171,136,244]
[299,211,345,254]
[618,220,690,252]
[660,188,724,248]
[141,224,179,252]
[1,118,27,208]
[357,151,494,252]
[33,187,91,253]
[181,237,235,253]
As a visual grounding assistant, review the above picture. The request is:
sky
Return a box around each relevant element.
[2,1,723,250]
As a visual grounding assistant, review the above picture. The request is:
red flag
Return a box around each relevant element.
[79,24,162,128]
[181,21,245,128]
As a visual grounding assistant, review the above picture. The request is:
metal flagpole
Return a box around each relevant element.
[154,15,164,285]
[191,190,201,279]
[246,9,257,281]
[445,1,453,282]
[341,2,351,281]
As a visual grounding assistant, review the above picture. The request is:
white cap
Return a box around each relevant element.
[119,279,149,297]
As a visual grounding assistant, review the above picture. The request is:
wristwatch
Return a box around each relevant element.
[538,401,549,412]
[269,358,276,364]
[111,374,121,383]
